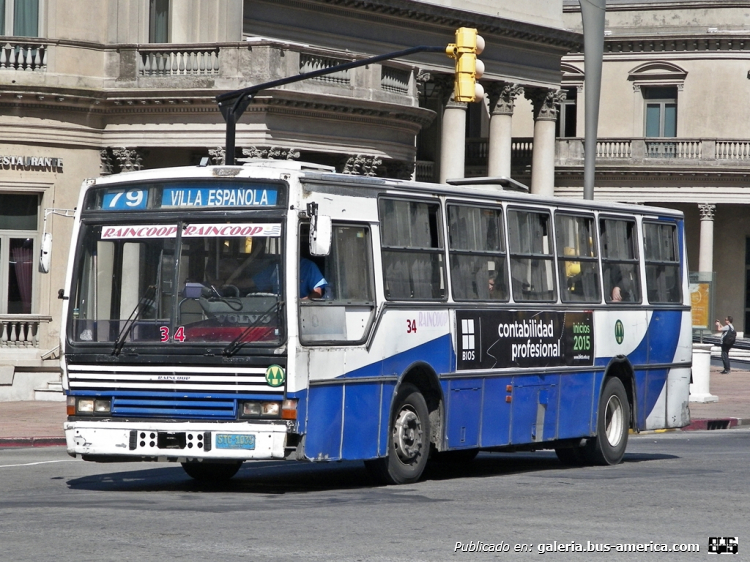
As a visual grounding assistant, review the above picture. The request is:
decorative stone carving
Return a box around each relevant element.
[698,203,716,221]
[525,88,567,121]
[341,154,382,177]
[208,147,225,165]
[487,82,524,116]
[241,146,300,160]
[112,147,144,172]
[100,149,113,175]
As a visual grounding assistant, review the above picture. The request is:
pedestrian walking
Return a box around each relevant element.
[715,315,736,373]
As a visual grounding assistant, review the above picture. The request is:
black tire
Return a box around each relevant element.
[181,460,243,482]
[365,383,430,485]
[584,377,630,465]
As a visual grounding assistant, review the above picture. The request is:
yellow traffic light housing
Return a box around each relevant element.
[446,27,485,103]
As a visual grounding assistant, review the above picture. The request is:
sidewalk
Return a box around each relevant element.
[0,365,747,448]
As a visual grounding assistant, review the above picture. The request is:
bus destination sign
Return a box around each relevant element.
[456,310,594,370]
[161,185,278,208]
[96,183,280,211]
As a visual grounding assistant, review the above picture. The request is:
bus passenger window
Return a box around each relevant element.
[508,209,556,302]
[555,214,600,303]
[600,218,641,303]
[643,222,681,303]
[448,204,508,301]
[379,199,445,300]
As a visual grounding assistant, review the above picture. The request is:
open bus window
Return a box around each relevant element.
[600,218,641,303]
[555,213,601,303]
[643,222,681,303]
[379,198,445,300]
[448,204,508,301]
[507,209,556,302]
[299,223,375,344]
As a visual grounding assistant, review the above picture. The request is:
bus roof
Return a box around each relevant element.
[84,160,682,219]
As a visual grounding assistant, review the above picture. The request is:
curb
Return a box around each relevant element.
[681,418,746,431]
[0,437,67,449]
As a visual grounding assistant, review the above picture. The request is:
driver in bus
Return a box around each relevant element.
[250,257,328,299]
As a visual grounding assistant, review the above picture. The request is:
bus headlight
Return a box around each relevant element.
[241,401,281,418]
[94,399,112,413]
[77,398,94,413]
[74,398,111,415]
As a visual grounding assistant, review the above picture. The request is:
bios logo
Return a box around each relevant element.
[708,537,738,554]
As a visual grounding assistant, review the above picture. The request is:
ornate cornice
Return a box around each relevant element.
[281,0,581,50]
[0,87,435,129]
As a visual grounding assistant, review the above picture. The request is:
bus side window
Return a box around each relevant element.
[508,209,556,302]
[379,198,445,300]
[555,213,600,303]
[447,204,508,302]
[600,218,641,303]
[643,222,681,303]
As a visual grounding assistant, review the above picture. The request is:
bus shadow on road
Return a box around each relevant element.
[66,450,678,494]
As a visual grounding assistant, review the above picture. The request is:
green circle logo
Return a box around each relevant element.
[614,320,625,345]
[265,365,285,387]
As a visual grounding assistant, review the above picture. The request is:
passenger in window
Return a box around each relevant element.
[609,265,632,302]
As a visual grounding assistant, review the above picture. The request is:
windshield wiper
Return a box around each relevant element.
[223,299,284,357]
[112,285,156,356]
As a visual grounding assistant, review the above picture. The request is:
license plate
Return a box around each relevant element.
[215,433,256,450]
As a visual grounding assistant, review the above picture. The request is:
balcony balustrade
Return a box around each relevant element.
[138,47,220,76]
[462,137,750,171]
[0,41,47,71]
[0,316,50,349]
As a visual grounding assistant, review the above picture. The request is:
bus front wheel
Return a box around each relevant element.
[586,377,630,465]
[181,460,243,482]
[365,383,430,485]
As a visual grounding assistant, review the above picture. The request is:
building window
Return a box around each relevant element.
[644,86,677,138]
[149,0,169,43]
[0,194,39,314]
[555,87,577,138]
[1,0,40,37]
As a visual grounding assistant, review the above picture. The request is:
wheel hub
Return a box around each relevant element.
[604,394,624,447]
[393,406,423,463]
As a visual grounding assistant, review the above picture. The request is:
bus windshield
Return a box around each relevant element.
[69,220,285,348]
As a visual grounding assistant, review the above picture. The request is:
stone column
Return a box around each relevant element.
[698,203,716,273]
[437,76,467,183]
[525,88,566,197]
[487,83,523,178]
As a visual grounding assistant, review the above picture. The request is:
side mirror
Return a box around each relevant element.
[39,232,52,273]
[309,215,332,256]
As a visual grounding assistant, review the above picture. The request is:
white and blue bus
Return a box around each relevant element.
[60,160,692,484]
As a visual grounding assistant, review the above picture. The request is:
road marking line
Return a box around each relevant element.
[0,460,77,469]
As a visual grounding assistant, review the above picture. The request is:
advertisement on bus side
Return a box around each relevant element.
[456,310,594,370]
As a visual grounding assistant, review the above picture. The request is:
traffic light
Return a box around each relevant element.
[445,27,485,103]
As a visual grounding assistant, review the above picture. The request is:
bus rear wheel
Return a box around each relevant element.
[365,383,430,485]
[181,460,243,482]
[585,377,630,465]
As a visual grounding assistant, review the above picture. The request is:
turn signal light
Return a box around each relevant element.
[281,399,298,420]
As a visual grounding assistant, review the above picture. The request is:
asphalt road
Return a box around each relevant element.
[1,429,747,561]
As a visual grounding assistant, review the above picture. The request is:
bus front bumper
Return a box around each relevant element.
[64,420,287,461]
